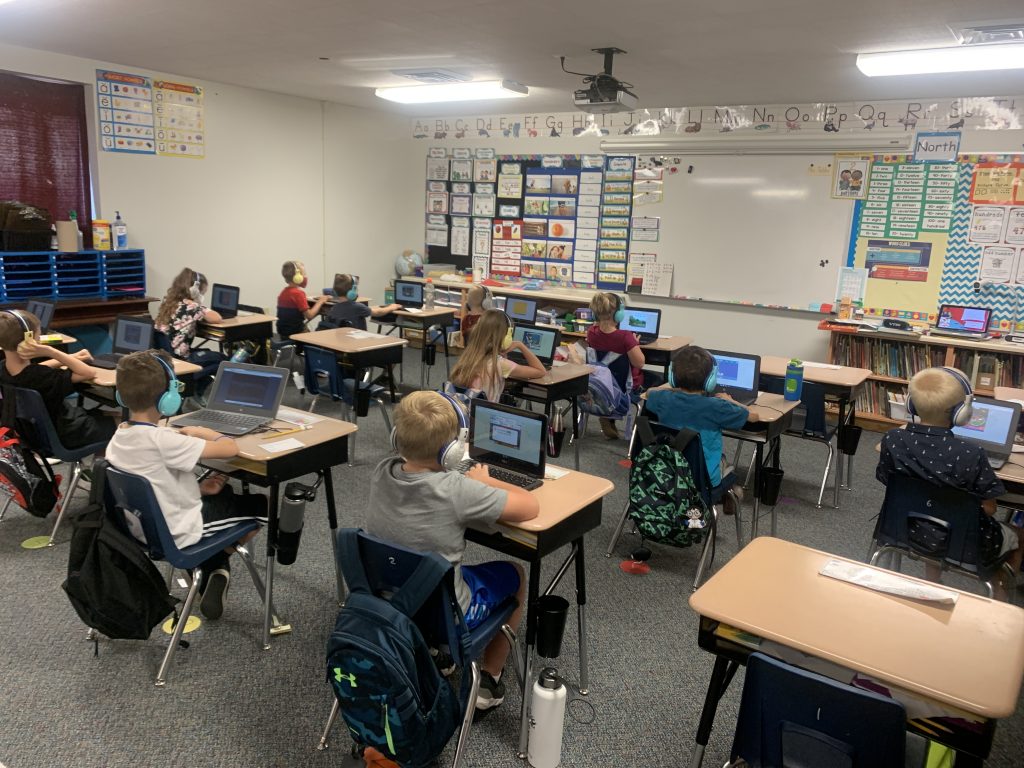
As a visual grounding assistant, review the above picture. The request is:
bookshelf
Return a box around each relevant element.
[825,326,1024,429]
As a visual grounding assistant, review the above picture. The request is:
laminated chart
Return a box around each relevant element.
[155,81,205,158]
[96,70,155,154]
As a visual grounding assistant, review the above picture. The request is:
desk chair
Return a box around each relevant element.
[318,529,519,768]
[105,464,274,686]
[726,652,907,768]
[11,387,110,547]
[304,346,392,465]
[869,474,1016,599]
[606,416,743,590]
[758,377,837,508]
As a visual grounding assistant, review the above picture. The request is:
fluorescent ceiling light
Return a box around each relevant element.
[375,79,528,104]
[857,42,1024,76]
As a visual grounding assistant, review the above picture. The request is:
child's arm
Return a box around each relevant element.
[370,303,402,316]
[982,498,998,517]
[304,295,328,320]
[466,464,539,522]
[505,342,545,379]
[179,425,240,459]
[715,391,760,422]
[626,341,646,369]
[19,339,101,382]
[203,307,224,323]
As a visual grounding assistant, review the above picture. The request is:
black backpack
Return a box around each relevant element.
[62,461,178,645]
[0,387,61,518]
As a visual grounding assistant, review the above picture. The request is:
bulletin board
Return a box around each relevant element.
[423,151,635,290]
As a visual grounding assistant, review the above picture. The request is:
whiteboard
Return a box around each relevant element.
[633,155,855,310]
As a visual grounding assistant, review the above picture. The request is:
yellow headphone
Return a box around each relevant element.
[290,261,306,285]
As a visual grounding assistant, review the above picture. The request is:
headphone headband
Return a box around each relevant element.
[4,309,30,334]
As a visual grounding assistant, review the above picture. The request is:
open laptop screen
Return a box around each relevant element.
[207,363,288,415]
[211,284,240,317]
[709,351,760,392]
[394,280,423,308]
[505,297,538,324]
[936,305,991,333]
[952,397,1022,454]
[619,308,661,338]
[511,324,560,366]
[114,316,153,354]
[26,299,55,332]
[469,400,547,476]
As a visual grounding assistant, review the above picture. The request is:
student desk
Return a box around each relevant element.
[467,467,614,758]
[505,362,591,471]
[40,332,77,352]
[173,413,357,649]
[197,313,276,364]
[688,537,1024,768]
[639,335,691,379]
[377,307,457,390]
[759,356,871,508]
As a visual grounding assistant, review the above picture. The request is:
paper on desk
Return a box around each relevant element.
[545,465,570,480]
[802,361,841,370]
[276,407,323,426]
[347,330,386,340]
[819,559,958,605]
[261,437,305,454]
[403,307,423,314]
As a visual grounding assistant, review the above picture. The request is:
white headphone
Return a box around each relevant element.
[479,286,494,311]
[906,367,974,427]
[390,392,469,471]
[189,270,205,300]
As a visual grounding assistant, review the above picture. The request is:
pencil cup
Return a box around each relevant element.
[759,467,785,506]
[536,595,569,659]
[838,425,863,456]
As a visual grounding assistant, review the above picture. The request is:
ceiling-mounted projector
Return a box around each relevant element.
[562,47,638,114]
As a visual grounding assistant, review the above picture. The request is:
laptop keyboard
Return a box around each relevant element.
[456,460,543,490]
[191,410,264,427]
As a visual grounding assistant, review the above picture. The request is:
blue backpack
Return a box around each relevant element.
[326,534,464,767]
[580,349,631,418]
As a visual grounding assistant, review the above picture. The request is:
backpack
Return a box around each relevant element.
[628,427,711,548]
[326,535,463,768]
[580,349,631,418]
[0,426,61,518]
[440,379,485,417]
[62,461,178,644]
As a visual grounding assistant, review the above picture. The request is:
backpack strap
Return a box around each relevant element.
[338,528,373,595]
[672,428,699,453]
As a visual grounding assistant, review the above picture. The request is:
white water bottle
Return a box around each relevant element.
[528,668,567,768]
[113,211,128,250]
[424,278,436,310]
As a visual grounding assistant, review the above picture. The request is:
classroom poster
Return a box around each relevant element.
[490,219,521,276]
[857,161,957,240]
[95,70,156,154]
[831,154,870,200]
[969,163,1021,204]
[154,80,205,158]
[965,164,1024,287]
[598,156,634,290]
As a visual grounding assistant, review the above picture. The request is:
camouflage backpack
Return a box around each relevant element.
[326,532,462,767]
[628,427,711,548]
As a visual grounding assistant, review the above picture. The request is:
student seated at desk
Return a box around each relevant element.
[646,346,758,513]
[460,285,491,344]
[0,309,117,449]
[320,273,400,331]
[277,260,328,340]
[106,351,268,620]
[587,292,646,439]
[449,309,544,402]
[154,268,224,395]
[366,391,538,711]
[876,367,1024,598]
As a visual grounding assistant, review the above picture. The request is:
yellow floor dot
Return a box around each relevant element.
[161,615,202,635]
[20,536,52,550]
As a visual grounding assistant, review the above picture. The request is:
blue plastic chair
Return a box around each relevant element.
[11,387,111,547]
[869,473,1015,598]
[606,415,743,590]
[318,529,518,768]
[104,465,269,686]
[726,653,907,767]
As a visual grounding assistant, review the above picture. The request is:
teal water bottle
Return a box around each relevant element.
[784,359,804,401]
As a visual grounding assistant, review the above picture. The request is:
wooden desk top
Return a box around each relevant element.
[761,355,872,388]
[200,313,275,329]
[392,307,457,321]
[41,333,77,345]
[512,362,592,386]
[690,537,1024,719]
[290,327,408,353]
[90,358,202,388]
[498,467,614,533]
[748,392,800,424]
[641,335,691,353]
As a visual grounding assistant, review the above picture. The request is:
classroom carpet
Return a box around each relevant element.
[0,354,1022,768]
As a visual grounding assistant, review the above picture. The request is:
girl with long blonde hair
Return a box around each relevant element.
[449,309,544,401]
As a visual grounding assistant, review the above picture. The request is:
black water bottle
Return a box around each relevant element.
[276,482,307,565]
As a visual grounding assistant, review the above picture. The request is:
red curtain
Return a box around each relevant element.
[0,71,93,245]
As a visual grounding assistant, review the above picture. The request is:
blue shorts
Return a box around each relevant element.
[461,561,519,630]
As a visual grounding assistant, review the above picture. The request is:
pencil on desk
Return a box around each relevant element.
[261,425,310,440]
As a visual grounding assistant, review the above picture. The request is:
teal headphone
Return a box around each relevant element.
[669,350,719,394]
[608,293,626,324]
[116,353,182,417]
[343,274,358,301]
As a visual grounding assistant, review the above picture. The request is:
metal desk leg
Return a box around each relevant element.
[263,484,280,650]
[323,468,344,605]
[750,442,764,540]
[442,323,451,379]
[769,437,781,538]
[517,563,542,759]
[572,397,580,471]
[690,656,740,768]
[834,400,846,507]
[573,536,589,695]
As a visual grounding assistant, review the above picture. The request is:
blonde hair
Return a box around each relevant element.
[450,309,509,392]
[467,285,487,310]
[394,391,457,463]
[589,292,618,322]
[156,268,204,326]
[908,367,969,425]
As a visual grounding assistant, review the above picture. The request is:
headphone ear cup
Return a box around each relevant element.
[952,398,973,427]
[390,426,400,454]
[705,361,719,394]
[157,388,182,417]
[613,308,625,324]
[438,440,461,471]
[668,365,676,389]
[906,395,917,418]
[115,389,125,408]
[346,286,358,301]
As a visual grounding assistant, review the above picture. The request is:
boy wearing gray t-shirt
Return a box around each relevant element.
[366,391,539,712]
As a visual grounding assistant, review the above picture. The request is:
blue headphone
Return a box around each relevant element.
[906,367,973,427]
[390,392,469,471]
[342,274,359,301]
[116,353,182,417]
[669,351,719,394]
[608,293,626,324]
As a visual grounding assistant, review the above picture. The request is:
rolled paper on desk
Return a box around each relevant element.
[819,559,958,605]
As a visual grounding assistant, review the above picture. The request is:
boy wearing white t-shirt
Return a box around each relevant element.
[105,351,267,620]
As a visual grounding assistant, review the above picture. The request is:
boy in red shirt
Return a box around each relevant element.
[277,260,327,339]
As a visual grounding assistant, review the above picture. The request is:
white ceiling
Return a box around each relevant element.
[2,0,1024,115]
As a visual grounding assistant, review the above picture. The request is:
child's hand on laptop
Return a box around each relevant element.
[180,425,225,442]
[465,463,490,482]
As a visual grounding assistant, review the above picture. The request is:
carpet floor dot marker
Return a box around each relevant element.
[21,536,51,550]
[162,615,202,635]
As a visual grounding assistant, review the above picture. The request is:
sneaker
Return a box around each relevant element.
[475,670,505,711]
[430,647,457,677]
[199,569,230,620]
[599,418,619,440]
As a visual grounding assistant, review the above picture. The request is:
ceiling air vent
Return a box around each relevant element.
[390,69,469,84]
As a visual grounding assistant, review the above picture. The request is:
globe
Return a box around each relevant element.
[395,250,424,277]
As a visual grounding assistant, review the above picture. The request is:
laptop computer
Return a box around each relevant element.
[92,316,155,369]
[25,299,55,333]
[505,297,538,325]
[618,307,661,344]
[394,280,424,309]
[508,323,562,367]
[211,284,240,319]
[173,362,289,435]
[951,396,1022,470]
[708,350,761,406]
[461,400,547,490]
[931,304,992,339]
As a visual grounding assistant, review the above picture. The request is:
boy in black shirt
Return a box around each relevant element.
[322,274,400,331]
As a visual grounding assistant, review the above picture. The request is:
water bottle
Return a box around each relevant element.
[424,278,436,310]
[276,482,307,565]
[528,668,567,768]
[784,358,804,401]
[69,210,84,251]
[113,211,128,250]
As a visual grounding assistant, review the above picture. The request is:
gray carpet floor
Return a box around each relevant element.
[1,354,1021,768]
